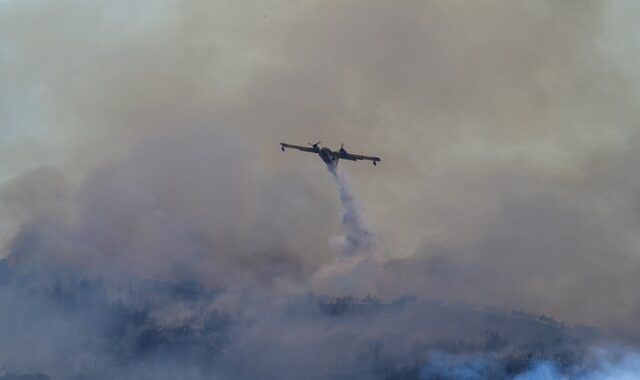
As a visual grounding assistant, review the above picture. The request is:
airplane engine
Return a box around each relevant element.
[281,146,285,152]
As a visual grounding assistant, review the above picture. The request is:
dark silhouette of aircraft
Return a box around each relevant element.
[280,141,381,167]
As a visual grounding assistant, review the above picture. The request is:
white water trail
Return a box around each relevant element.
[311,163,383,296]
[326,163,379,257]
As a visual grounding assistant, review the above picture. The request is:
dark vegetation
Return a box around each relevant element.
[0,256,599,379]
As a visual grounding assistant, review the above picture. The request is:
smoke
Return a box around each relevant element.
[0,131,639,379]
[3,0,640,378]
[5,0,640,329]
[515,347,640,380]
[418,346,640,380]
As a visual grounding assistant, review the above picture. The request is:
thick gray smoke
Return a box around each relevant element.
[4,0,640,331]
[0,133,637,380]
[3,0,640,378]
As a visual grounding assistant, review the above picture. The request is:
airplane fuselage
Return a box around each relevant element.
[318,147,338,166]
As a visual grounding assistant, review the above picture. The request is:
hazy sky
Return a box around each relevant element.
[2,0,640,333]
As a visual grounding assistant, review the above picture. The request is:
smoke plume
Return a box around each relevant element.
[3,0,640,378]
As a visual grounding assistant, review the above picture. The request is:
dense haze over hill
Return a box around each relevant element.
[2,0,640,378]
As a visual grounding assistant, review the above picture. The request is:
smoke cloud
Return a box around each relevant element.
[3,0,640,378]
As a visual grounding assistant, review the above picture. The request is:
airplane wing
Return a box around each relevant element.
[336,151,381,162]
[280,143,317,153]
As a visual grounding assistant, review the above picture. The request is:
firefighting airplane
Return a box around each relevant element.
[280,141,381,167]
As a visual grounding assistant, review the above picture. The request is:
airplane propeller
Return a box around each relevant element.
[307,141,321,147]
